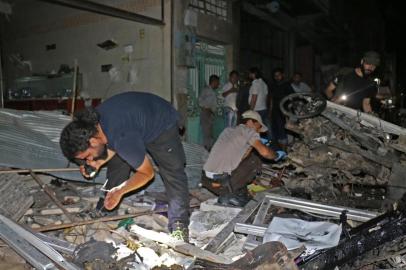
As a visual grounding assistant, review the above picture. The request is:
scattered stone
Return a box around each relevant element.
[63,196,80,204]
[189,199,241,247]
[137,246,162,268]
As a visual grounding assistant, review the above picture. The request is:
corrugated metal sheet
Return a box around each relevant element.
[0,108,91,181]
[0,109,206,190]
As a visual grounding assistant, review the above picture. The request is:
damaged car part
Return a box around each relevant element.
[299,194,406,269]
[280,93,327,120]
[234,194,379,251]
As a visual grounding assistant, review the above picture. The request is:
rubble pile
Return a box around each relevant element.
[258,105,406,209]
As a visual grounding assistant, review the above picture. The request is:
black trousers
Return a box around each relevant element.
[201,152,262,196]
[104,126,189,231]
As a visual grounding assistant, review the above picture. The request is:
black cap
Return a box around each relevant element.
[363,51,380,66]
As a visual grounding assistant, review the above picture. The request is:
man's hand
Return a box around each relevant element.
[104,186,124,210]
[102,156,154,210]
[260,138,270,146]
[79,165,93,179]
[78,149,116,179]
[274,150,287,162]
[79,160,103,179]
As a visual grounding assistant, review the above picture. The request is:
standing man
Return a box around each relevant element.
[325,51,380,113]
[199,74,220,151]
[60,92,189,241]
[291,72,312,93]
[269,68,294,148]
[202,110,286,206]
[222,70,239,127]
[248,67,269,125]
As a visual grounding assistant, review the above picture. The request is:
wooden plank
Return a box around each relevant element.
[204,193,264,253]
[130,224,232,265]
[35,211,154,232]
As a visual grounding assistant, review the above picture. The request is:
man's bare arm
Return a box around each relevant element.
[222,87,237,97]
[104,155,154,210]
[252,140,277,160]
[325,81,336,99]
[362,98,373,113]
[250,94,258,110]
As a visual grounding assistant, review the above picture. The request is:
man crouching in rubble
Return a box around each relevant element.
[59,91,189,241]
[201,110,286,207]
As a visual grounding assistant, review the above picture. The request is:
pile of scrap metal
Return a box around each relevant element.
[198,192,406,270]
[264,93,406,209]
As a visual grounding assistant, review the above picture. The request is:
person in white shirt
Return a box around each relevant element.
[291,72,312,93]
[222,70,239,127]
[248,67,269,137]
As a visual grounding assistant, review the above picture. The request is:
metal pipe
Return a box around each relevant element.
[161,0,165,24]
[234,223,267,237]
[0,214,81,270]
[0,168,80,174]
[170,0,174,104]
[70,59,78,117]
[39,0,165,25]
[264,194,379,222]
[0,52,4,108]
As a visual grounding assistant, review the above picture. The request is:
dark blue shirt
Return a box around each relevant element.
[96,92,179,169]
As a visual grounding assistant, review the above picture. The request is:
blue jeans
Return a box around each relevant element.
[224,107,237,128]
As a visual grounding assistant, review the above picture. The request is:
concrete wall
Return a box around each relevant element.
[2,0,172,100]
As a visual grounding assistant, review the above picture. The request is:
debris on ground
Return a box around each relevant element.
[1,104,406,269]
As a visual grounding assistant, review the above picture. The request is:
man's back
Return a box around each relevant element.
[203,125,259,174]
[96,91,179,166]
[270,81,294,113]
[249,78,268,111]
[335,71,377,110]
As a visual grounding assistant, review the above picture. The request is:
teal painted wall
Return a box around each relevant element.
[186,42,227,145]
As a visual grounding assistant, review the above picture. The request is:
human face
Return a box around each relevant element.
[246,119,262,132]
[211,79,220,90]
[230,74,239,84]
[361,62,376,77]
[292,74,301,85]
[274,71,283,82]
[248,72,255,80]
[74,140,108,166]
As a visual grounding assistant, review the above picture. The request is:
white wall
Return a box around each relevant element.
[2,0,172,100]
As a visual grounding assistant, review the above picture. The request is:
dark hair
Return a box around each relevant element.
[272,67,284,75]
[249,67,262,79]
[229,70,239,77]
[293,71,302,77]
[59,107,100,162]
[209,74,220,84]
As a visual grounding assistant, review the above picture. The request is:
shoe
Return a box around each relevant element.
[170,221,189,242]
[228,194,249,207]
[217,194,232,206]
[217,192,251,207]
[86,197,117,218]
